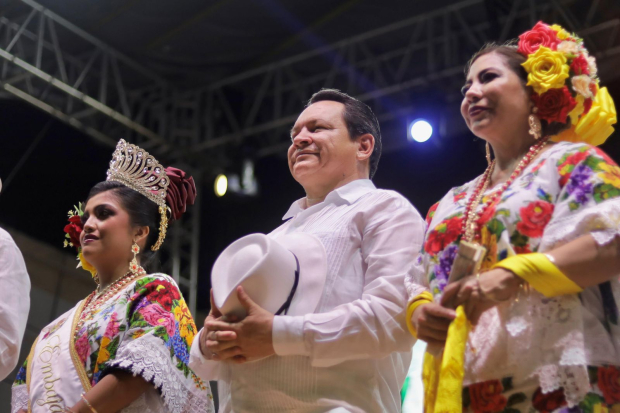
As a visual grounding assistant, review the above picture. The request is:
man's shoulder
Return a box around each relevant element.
[0,227,16,246]
[362,187,420,212]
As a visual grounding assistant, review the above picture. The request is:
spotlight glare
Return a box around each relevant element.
[214,174,228,197]
[409,120,433,143]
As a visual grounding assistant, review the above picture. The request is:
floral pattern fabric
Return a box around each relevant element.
[406,141,620,405]
[13,273,213,413]
[463,366,620,413]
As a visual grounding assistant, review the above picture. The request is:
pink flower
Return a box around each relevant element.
[75,334,90,364]
[518,21,561,55]
[104,313,120,339]
[139,304,176,337]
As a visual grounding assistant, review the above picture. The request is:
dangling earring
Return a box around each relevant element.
[129,241,141,275]
[485,142,493,166]
[528,108,542,140]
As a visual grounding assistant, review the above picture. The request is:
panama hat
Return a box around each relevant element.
[211,232,327,319]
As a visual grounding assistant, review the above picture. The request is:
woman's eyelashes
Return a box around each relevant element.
[461,72,499,95]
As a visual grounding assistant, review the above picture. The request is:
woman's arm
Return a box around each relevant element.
[69,370,151,413]
[548,233,620,288]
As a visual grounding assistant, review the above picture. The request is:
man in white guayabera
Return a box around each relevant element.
[189,89,425,413]
[0,178,31,381]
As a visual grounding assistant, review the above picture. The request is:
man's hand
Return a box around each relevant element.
[205,286,275,363]
[410,302,456,347]
[199,289,238,360]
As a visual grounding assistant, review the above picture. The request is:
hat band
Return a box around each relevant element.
[275,253,300,316]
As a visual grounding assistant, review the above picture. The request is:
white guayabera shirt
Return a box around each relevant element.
[0,227,30,381]
[190,179,426,413]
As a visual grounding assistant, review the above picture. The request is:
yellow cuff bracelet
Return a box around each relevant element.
[493,252,583,297]
[406,291,434,337]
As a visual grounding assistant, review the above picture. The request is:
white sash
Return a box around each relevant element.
[28,302,88,413]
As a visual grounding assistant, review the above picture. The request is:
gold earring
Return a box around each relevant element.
[485,142,493,166]
[528,111,542,140]
[129,241,140,275]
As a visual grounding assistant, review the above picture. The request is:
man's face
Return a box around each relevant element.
[288,101,360,188]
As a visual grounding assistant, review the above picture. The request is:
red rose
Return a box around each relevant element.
[163,167,197,221]
[514,245,532,254]
[583,98,593,115]
[469,380,507,413]
[139,279,181,311]
[531,87,576,124]
[532,387,567,413]
[517,21,561,55]
[598,366,620,404]
[424,215,463,255]
[64,215,83,250]
[516,200,554,238]
[570,54,590,75]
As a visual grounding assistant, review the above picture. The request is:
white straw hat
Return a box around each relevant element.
[211,232,327,319]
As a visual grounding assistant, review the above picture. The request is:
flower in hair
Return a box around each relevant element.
[165,167,197,221]
[517,21,561,55]
[63,203,97,276]
[522,46,570,94]
[531,86,576,124]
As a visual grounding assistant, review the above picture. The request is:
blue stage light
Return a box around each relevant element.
[409,120,433,143]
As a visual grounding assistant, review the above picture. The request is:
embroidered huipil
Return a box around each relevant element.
[12,273,214,413]
[0,227,30,381]
[190,179,425,413]
[405,142,620,406]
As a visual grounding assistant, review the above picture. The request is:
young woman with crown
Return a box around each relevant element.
[11,140,214,413]
[405,22,620,412]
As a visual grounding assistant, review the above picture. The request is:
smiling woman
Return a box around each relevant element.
[11,140,214,413]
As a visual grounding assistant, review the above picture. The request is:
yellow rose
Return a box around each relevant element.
[551,24,570,40]
[522,46,570,94]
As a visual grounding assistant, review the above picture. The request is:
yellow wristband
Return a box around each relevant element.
[493,253,583,297]
[406,291,434,337]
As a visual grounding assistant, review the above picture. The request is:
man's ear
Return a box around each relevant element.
[356,133,375,162]
[133,225,150,247]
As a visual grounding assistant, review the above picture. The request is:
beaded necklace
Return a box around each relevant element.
[461,138,549,243]
[74,266,146,337]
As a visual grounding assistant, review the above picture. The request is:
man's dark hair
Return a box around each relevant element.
[307,89,382,178]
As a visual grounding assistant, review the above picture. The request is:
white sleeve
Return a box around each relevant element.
[0,229,30,381]
[188,328,229,381]
[272,196,424,367]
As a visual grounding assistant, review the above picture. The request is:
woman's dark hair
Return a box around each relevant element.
[465,42,570,137]
[86,181,160,271]
[307,88,382,178]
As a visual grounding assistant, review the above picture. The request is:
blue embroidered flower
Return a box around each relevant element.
[566,164,593,205]
[433,244,458,292]
[170,328,189,364]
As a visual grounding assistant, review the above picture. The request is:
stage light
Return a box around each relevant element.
[214,174,228,197]
[409,120,433,143]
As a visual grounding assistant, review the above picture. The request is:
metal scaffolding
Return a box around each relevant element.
[1,0,619,313]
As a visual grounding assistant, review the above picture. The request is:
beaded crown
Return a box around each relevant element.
[106,139,169,208]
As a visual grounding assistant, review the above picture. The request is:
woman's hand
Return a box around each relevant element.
[410,302,456,347]
[441,268,522,324]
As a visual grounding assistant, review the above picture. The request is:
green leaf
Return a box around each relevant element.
[594,184,620,203]
[495,209,511,217]
[579,392,606,412]
[510,231,529,247]
[486,218,506,238]
[501,408,521,413]
[506,392,526,406]
[568,201,580,211]
[501,376,513,392]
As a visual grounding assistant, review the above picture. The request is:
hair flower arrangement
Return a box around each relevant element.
[518,21,616,146]
[63,203,97,276]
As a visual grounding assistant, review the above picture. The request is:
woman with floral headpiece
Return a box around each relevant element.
[405,22,620,412]
[11,140,214,413]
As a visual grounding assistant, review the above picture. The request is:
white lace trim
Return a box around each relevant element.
[540,198,620,251]
[107,333,214,413]
[11,384,28,413]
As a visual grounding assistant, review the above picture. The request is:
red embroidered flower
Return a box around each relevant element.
[570,54,590,75]
[517,21,561,55]
[558,150,590,187]
[598,366,620,404]
[468,380,507,413]
[531,87,576,124]
[516,200,554,238]
[139,279,181,311]
[454,192,467,203]
[424,215,463,255]
[426,202,440,226]
[477,203,497,228]
[64,215,83,250]
[532,387,567,412]
[514,245,532,254]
